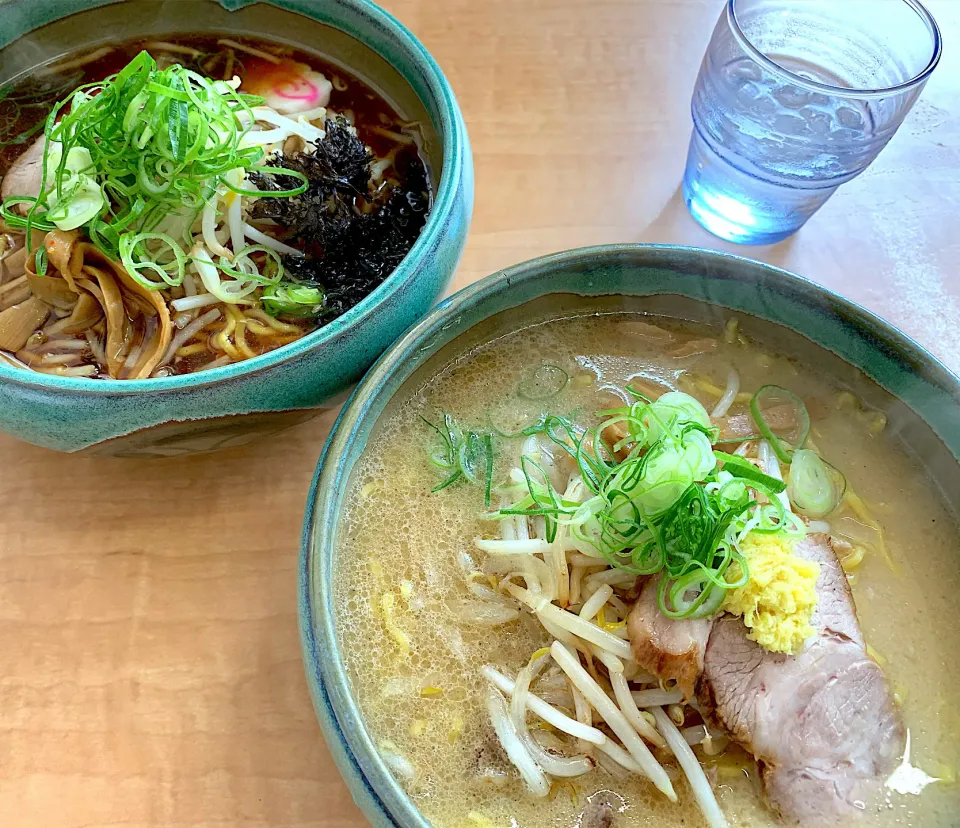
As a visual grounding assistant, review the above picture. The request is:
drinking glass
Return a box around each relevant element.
[682,0,941,245]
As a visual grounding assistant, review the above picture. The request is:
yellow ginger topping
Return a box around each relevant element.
[722,533,820,654]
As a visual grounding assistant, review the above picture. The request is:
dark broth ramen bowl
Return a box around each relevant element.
[299,244,960,827]
[0,0,471,456]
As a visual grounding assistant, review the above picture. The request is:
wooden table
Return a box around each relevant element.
[2,1,958,826]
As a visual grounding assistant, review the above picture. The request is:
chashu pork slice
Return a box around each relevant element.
[627,574,712,700]
[1,137,45,207]
[698,533,905,824]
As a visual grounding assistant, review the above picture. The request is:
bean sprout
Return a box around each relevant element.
[486,685,550,797]
[510,655,594,777]
[551,642,677,802]
[652,707,728,828]
[579,585,613,620]
[711,368,741,418]
[630,688,684,708]
[610,672,667,748]
[482,666,607,745]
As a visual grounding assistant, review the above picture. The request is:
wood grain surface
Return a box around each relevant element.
[1,1,958,826]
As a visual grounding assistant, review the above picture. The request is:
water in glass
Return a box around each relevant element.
[682,0,940,245]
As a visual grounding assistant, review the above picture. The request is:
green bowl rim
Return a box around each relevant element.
[299,242,960,828]
[0,0,468,396]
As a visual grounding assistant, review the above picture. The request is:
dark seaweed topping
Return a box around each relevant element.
[249,116,430,320]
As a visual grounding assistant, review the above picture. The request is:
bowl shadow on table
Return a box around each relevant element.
[635,184,799,267]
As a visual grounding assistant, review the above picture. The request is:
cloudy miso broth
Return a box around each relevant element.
[333,311,960,828]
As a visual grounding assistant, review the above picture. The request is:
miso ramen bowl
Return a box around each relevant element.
[0,0,471,456]
[300,245,960,827]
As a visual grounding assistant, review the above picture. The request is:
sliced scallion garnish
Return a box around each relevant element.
[431,380,840,621]
[492,392,776,618]
[787,449,846,518]
[486,409,547,439]
[518,364,569,400]
[422,414,496,508]
[0,50,309,291]
[713,450,786,493]
[750,384,810,463]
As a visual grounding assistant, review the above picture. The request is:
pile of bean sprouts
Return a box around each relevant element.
[464,431,738,828]
[459,363,891,827]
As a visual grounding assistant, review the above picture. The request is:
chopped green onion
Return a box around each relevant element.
[0,197,56,231]
[520,456,562,543]
[261,283,324,318]
[518,363,569,400]
[750,385,810,463]
[712,435,763,446]
[0,50,307,292]
[466,379,841,620]
[713,450,786,493]
[787,449,846,518]
[42,144,105,230]
[227,166,311,198]
[643,391,711,444]
[658,571,730,620]
[459,432,486,485]
[118,232,188,289]
[423,414,496,507]
[192,244,260,304]
[626,385,654,403]
[485,409,546,438]
[34,246,48,277]
[218,245,284,285]
[483,434,494,509]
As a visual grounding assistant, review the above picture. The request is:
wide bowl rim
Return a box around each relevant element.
[0,0,468,396]
[299,242,960,828]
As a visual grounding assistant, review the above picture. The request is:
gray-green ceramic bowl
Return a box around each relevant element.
[299,244,960,827]
[0,0,472,456]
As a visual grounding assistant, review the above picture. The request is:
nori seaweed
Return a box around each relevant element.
[248,116,430,320]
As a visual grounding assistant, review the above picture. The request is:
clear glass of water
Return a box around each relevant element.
[682,0,942,245]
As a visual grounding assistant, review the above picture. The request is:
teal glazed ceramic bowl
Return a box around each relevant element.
[299,244,960,827]
[0,0,472,456]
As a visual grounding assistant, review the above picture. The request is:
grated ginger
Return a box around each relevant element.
[722,533,820,655]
